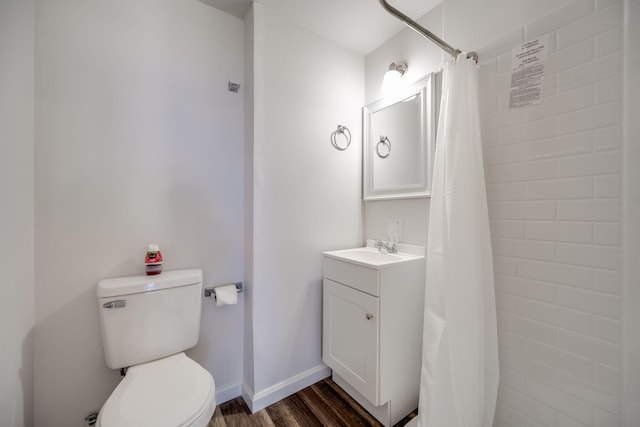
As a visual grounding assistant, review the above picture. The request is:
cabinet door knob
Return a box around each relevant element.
[366,313,374,320]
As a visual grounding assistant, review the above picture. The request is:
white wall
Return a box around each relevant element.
[243,2,364,411]
[363,5,445,247]
[622,0,640,423]
[478,2,625,425]
[0,1,35,426]
[243,4,256,401]
[441,0,573,53]
[366,0,633,426]
[33,1,245,425]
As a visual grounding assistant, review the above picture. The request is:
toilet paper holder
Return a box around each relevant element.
[204,282,243,299]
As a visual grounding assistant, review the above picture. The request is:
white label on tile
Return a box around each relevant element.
[509,35,549,109]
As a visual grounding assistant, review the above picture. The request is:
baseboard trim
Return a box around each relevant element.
[215,381,243,405]
[241,381,255,412]
[243,364,331,413]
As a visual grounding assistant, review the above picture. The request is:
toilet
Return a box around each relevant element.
[95,269,216,427]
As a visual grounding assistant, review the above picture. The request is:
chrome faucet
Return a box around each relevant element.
[374,239,398,254]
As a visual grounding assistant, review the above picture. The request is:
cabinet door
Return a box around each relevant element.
[323,278,380,405]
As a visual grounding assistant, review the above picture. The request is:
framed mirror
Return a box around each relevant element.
[363,74,435,201]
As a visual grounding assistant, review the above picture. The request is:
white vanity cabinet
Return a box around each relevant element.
[322,245,426,427]
[323,278,380,403]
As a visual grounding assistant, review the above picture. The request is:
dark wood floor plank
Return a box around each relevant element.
[210,378,418,427]
[322,379,384,425]
[264,400,299,426]
[296,384,348,427]
[219,397,263,427]
[252,410,277,427]
[208,406,227,427]
[280,392,324,427]
[313,379,382,426]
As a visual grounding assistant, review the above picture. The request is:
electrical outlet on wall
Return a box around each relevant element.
[387,218,403,243]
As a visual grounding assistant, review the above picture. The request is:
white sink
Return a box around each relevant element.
[323,242,424,269]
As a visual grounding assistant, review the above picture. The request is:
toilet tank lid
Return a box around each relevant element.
[97,269,202,298]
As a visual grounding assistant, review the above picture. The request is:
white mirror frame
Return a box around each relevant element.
[363,74,435,201]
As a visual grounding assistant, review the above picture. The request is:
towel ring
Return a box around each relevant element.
[331,125,351,151]
[376,136,391,158]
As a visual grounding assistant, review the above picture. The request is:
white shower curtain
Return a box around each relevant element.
[417,54,499,427]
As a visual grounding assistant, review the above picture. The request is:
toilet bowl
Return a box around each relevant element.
[96,353,216,427]
[96,269,216,427]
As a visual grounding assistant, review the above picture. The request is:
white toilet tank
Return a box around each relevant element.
[97,269,203,369]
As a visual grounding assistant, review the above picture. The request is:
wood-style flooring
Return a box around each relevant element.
[209,378,417,427]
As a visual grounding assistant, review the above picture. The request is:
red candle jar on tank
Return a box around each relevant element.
[145,244,163,275]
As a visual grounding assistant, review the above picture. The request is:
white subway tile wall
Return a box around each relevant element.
[478,1,623,426]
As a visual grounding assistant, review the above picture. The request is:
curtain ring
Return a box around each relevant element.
[376,136,391,158]
[331,125,351,151]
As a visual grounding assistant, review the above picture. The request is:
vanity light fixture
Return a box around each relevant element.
[381,62,407,97]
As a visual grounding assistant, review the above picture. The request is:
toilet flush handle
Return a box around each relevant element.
[103,300,126,309]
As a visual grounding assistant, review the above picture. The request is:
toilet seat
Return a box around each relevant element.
[97,352,216,427]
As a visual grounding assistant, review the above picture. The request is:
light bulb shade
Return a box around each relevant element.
[382,70,402,96]
[381,62,407,97]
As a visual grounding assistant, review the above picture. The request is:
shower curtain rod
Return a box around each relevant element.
[378,0,478,62]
